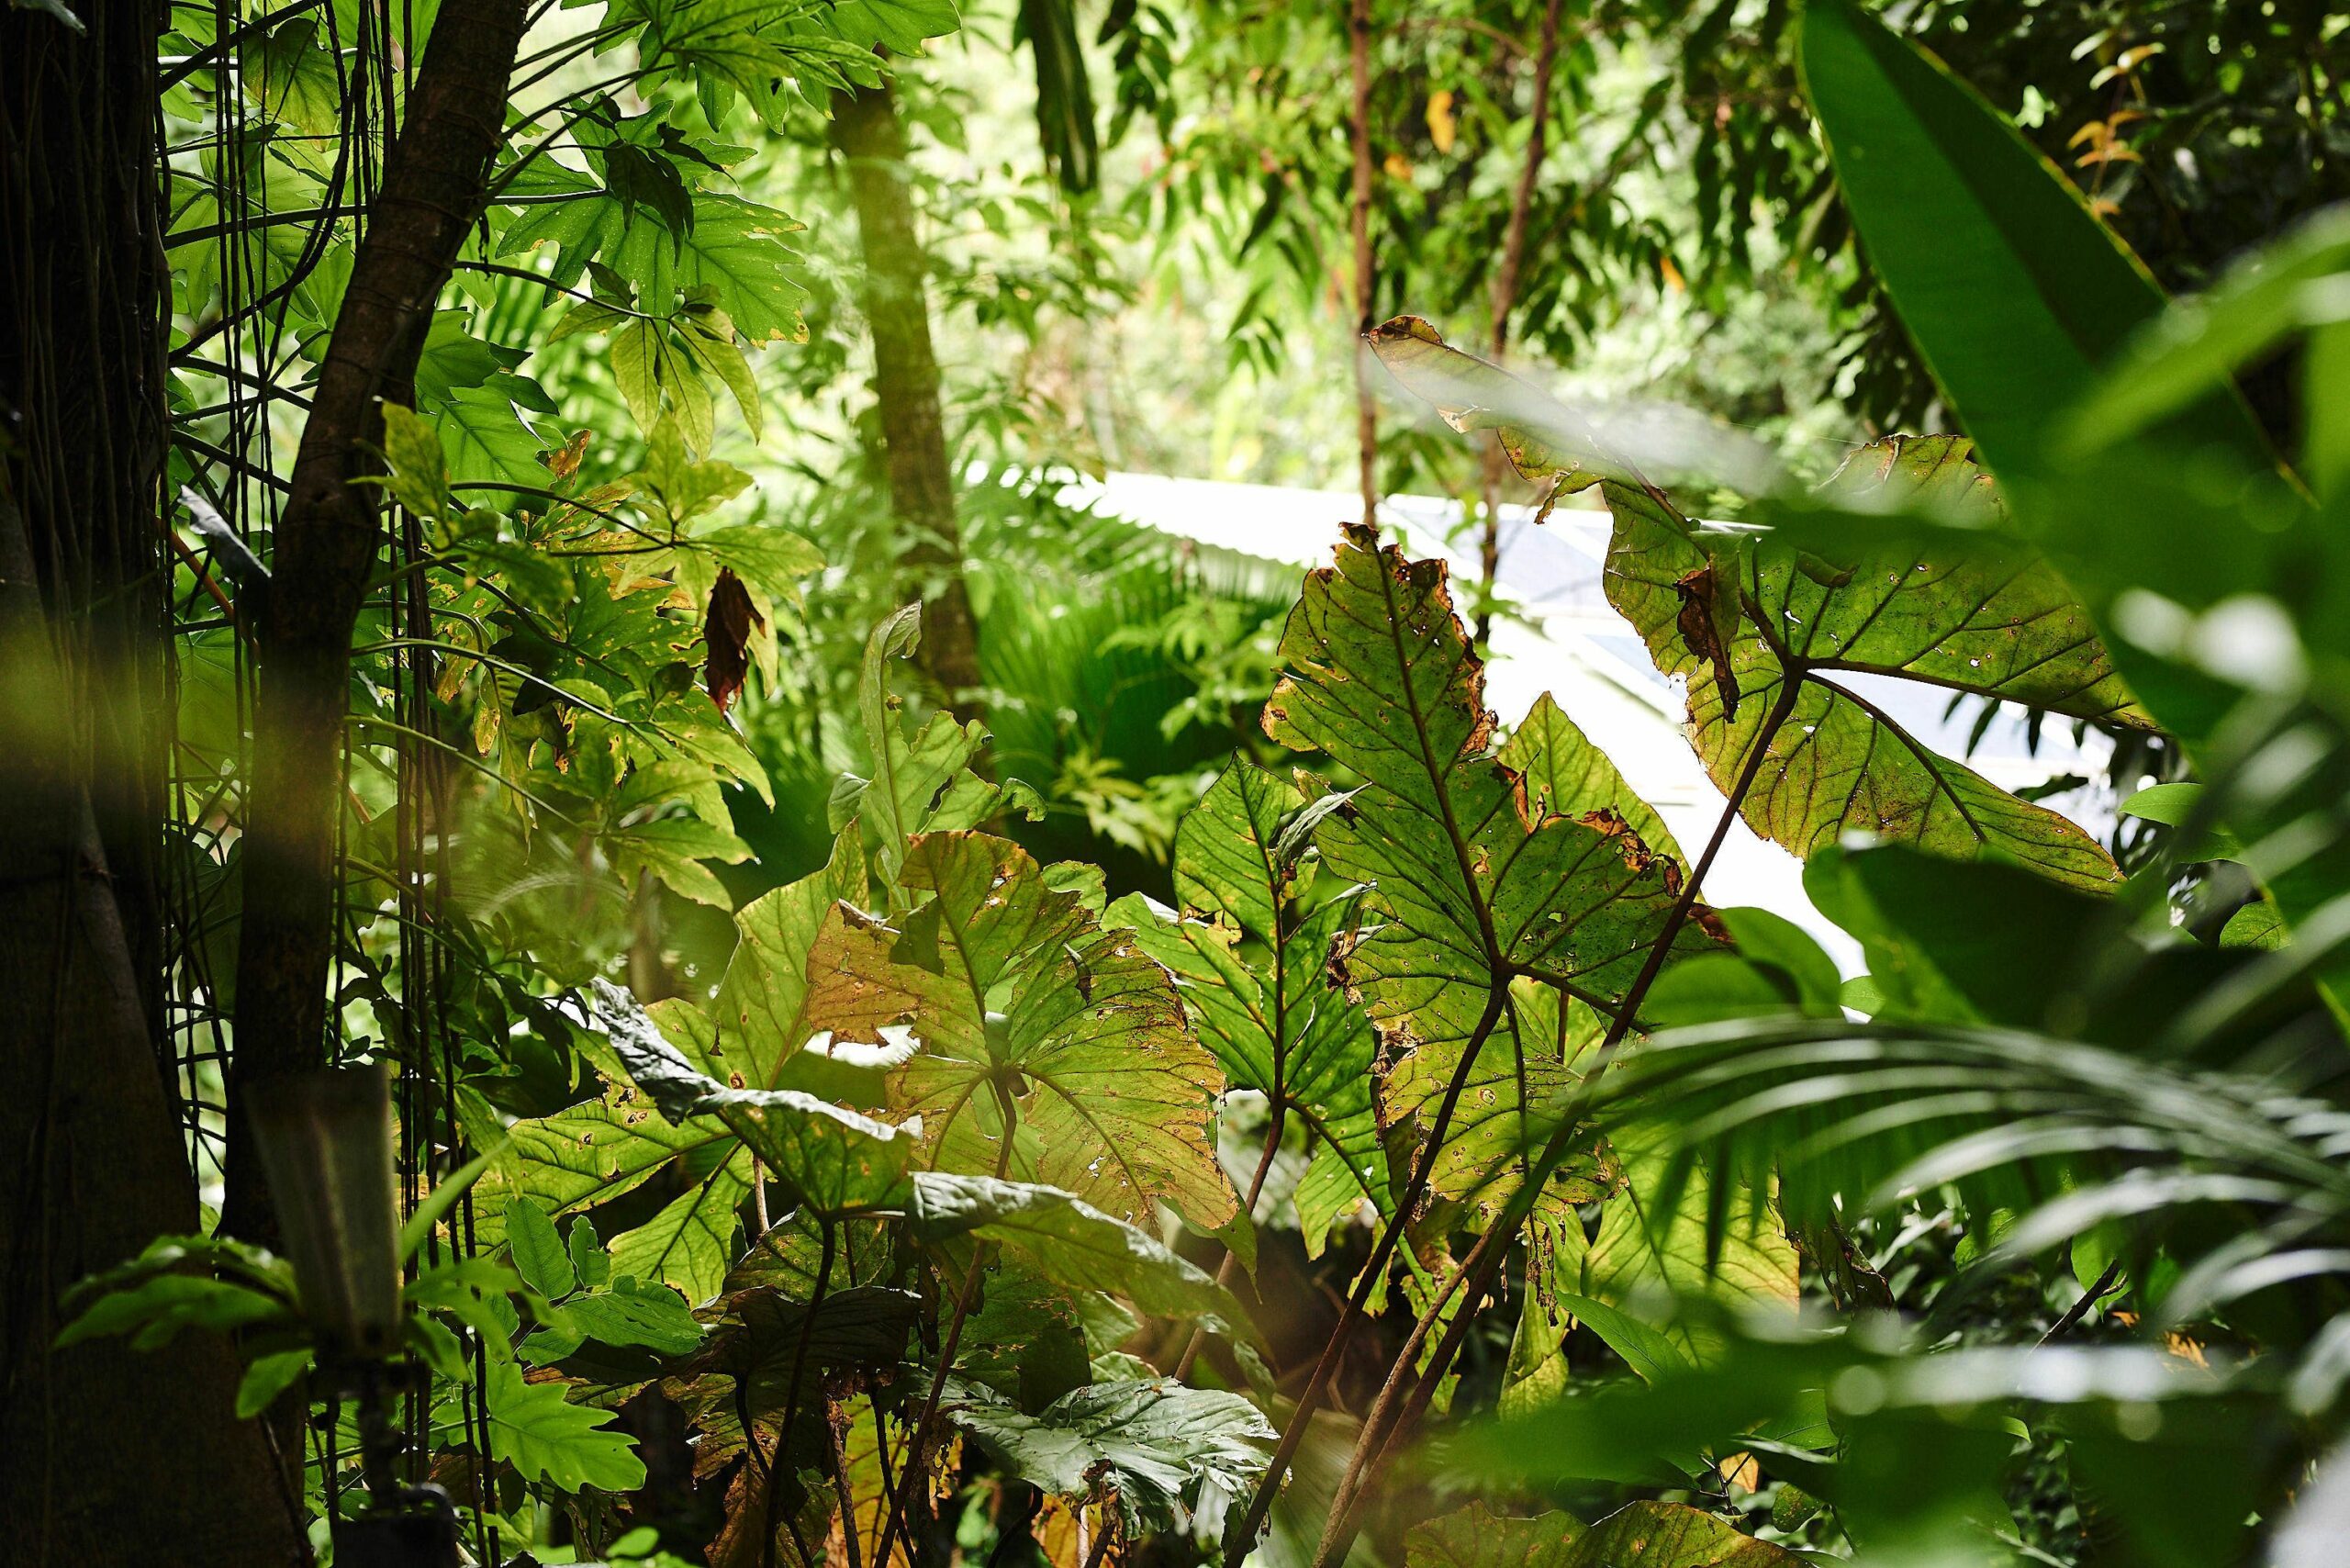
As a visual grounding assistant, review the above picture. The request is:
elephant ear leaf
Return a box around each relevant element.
[1404,1501,1584,1568]
[1602,436,2132,890]
[1369,317,2132,894]
[1109,759,1390,1256]
[1499,693,1684,868]
[806,833,1237,1235]
[1261,523,1712,1211]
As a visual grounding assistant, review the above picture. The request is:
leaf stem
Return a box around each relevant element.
[760,1220,835,1568]
[1305,678,1805,1565]
[876,1089,1021,1566]
[1175,1095,1287,1379]
[1221,985,1509,1566]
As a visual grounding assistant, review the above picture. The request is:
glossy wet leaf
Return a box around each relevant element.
[907,1172,1250,1328]
[588,979,920,1217]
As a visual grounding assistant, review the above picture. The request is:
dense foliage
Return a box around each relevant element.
[7,1,2350,1567]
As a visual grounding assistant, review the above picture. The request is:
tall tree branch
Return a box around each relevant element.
[223,0,530,1243]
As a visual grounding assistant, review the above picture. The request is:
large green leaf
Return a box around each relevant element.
[1601,437,2132,890]
[712,828,870,1090]
[1261,524,1713,1210]
[907,1172,1250,1328]
[1405,1502,1584,1568]
[1501,694,1684,868]
[485,1359,647,1494]
[1109,759,1388,1254]
[808,832,1237,1234]
[834,605,1037,891]
[943,1377,1275,1538]
[482,1077,735,1251]
[1796,0,2269,487]
[590,980,920,1218]
[1564,1502,1802,1568]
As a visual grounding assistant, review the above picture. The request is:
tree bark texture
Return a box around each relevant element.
[223,0,529,1243]
[0,6,307,1560]
[829,79,987,722]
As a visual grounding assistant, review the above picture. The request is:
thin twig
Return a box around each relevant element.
[1175,1097,1287,1379]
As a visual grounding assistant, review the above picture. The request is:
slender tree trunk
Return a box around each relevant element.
[829,79,987,722]
[1349,0,1379,527]
[223,0,529,1243]
[1475,0,1563,646]
[0,6,307,1561]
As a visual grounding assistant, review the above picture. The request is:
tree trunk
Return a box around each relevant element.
[1474,0,1564,646]
[829,79,987,722]
[0,6,307,1561]
[223,0,529,1244]
[1349,0,1379,527]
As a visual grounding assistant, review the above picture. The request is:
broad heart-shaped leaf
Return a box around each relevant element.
[485,1359,646,1494]
[713,827,868,1092]
[1260,525,1715,1210]
[1378,977,1611,1222]
[942,1376,1276,1540]
[906,1172,1251,1330]
[1567,1502,1803,1568]
[835,605,1037,893]
[1796,0,2270,491]
[1108,759,1389,1256]
[1501,694,1684,868]
[1405,1501,1584,1568]
[807,832,1237,1236]
[588,979,920,1218]
[479,1075,735,1255]
[685,1284,923,1394]
[1601,438,2132,890]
